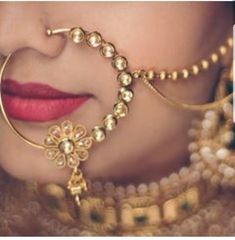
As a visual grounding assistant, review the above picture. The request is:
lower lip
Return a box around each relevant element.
[1,80,91,122]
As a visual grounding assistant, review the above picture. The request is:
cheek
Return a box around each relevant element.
[0,122,71,184]
[82,82,195,179]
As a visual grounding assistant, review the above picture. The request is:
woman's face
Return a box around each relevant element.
[0,2,232,185]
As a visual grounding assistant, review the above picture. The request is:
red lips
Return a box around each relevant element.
[1,79,91,122]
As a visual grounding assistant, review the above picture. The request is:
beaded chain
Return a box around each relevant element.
[132,37,233,81]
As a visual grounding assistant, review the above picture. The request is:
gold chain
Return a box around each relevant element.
[132,37,233,81]
[139,65,233,111]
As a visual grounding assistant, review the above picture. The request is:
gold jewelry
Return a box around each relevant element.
[34,61,234,236]
[140,65,233,111]
[37,179,212,235]
[188,65,235,188]
[0,26,135,206]
[0,25,233,210]
[132,37,232,81]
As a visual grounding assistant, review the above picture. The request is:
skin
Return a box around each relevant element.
[0,2,233,185]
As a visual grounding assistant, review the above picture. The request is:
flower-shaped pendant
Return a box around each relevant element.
[44,120,93,169]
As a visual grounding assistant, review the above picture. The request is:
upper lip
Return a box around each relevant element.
[2,79,91,99]
[1,79,93,122]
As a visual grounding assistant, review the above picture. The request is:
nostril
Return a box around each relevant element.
[0,22,67,58]
[41,30,67,58]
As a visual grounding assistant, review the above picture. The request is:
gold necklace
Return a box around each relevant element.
[35,69,235,235]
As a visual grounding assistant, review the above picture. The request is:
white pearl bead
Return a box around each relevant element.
[216,148,230,160]
[224,166,235,178]
[137,183,148,195]
[189,170,201,184]
[190,153,201,163]
[218,163,227,173]
[126,184,136,196]
[202,119,212,130]
[194,162,205,171]
[200,146,211,157]
[169,173,179,182]
[202,169,212,180]
[188,142,199,152]
[179,167,189,177]
[149,182,159,196]
[205,110,218,121]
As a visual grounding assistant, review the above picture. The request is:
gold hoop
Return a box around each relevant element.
[0,26,135,155]
[0,53,45,149]
[0,26,136,206]
[141,68,233,111]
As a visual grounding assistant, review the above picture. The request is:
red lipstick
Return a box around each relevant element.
[1,79,91,122]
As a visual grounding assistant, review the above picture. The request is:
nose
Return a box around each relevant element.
[0,3,65,57]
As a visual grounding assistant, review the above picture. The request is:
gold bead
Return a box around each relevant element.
[210,53,219,63]
[113,101,129,119]
[191,65,200,75]
[219,45,227,56]
[146,70,156,81]
[91,126,106,142]
[227,37,233,47]
[100,42,116,58]
[117,72,133,86]
[87,32,102,48]
[201,60,209,70]
[182,69,190,79]
[118,87,134,103]
[167,73,172,79]
[59,139,75,155]
[159,71,167,81]
[112,56,128,71]
[172,71,178,81]
[103,114,117,131]
[132,70,141,79]
[69,27,85,43]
